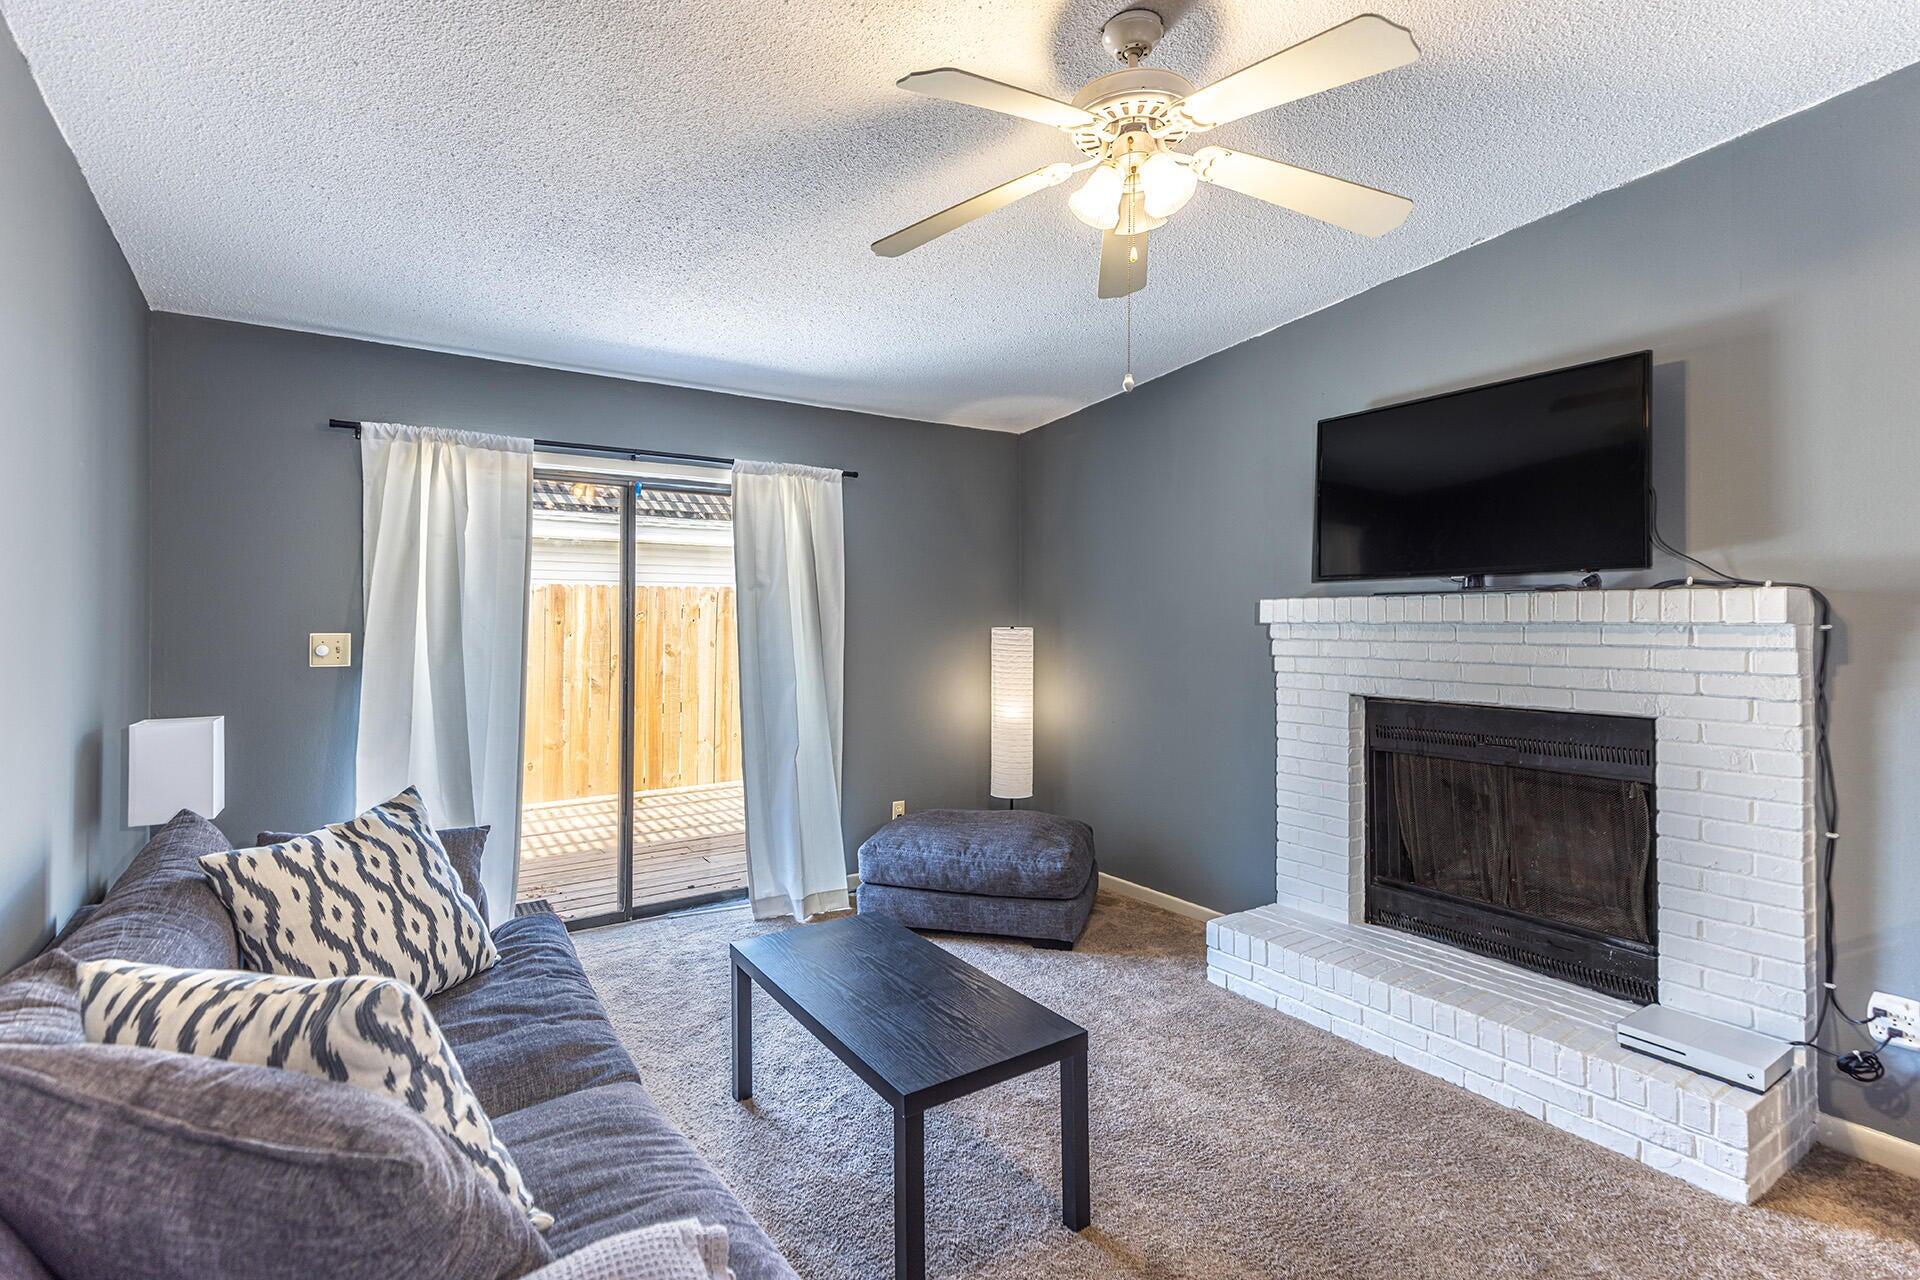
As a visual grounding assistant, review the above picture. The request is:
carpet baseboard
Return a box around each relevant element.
[1818,1112,1920,1180]
[1097,872,1220,922]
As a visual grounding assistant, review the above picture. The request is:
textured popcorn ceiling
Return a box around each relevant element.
[7,2,1917,431]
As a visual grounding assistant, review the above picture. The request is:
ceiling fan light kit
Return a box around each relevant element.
[873,9,1422,389]
[1069,161,1127,230]
[1139,151,1197,219]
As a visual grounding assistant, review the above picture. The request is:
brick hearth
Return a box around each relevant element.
[1207,587,1820,1202]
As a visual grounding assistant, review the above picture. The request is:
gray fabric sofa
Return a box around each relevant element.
[0,811,795,1280]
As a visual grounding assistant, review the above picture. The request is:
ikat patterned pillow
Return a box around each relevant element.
[198,787,496,997]
[77,958,549,1228]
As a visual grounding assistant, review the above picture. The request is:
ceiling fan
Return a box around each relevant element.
[871,9,1420,303]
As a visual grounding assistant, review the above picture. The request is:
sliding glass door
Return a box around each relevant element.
[628,483,747,913]
[518,476,625,921]
[515,469,746,926]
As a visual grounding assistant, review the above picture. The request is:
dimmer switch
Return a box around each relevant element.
[309,633,351,668]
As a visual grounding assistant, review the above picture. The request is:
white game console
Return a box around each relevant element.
[1615,1004,1794,1093]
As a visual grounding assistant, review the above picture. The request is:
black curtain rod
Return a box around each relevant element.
[326,419,858,479]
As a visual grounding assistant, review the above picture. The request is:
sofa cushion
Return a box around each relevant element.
[0,948,86,1049]
[857,809,1096,899]
[79,959,550,1229]
[201,787,494,996]
[0,1214,52,1280]
[427,911,641,1119]
[0,813,238,1051]
[261,824,492,925]
[492,1083,793,1280]
[0,1040,553,1280]
[61,809,239,971]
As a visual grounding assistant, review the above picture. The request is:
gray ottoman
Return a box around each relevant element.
[855,809,1097,948]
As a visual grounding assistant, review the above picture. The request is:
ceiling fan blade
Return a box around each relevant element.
[1098,227,1148,299]
[871,163,1081,257]
[897,68,1098,130]
[1176,15,1418,131]
[1192,146,1411,236]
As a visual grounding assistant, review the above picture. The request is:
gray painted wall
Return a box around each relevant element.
[0,25,149,968]
[146,315,1019,882]
[1019,66,1920,1140]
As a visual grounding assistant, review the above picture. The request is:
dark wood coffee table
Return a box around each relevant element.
[729,913,1089,1279]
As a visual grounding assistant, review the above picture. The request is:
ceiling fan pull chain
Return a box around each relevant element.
[1121,188,1137,392]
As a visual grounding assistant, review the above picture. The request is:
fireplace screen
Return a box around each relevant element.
[1366,700,1657,1002]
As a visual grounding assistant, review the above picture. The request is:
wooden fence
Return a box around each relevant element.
[522,584,742,804]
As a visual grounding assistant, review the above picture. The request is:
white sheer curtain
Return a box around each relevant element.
[356,423,532,923]
[732,460,849,921]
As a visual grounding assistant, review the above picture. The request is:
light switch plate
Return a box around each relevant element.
[309,632,351,668]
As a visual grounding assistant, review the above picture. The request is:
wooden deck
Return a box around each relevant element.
[515,781,747,920]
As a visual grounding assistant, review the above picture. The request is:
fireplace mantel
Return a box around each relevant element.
[1208,587,1819,1202]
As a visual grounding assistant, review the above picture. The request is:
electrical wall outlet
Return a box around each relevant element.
[890,800,906,820]
[1866,991,1920,1049]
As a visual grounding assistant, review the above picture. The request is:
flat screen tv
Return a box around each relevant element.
[1313,351,1652,582]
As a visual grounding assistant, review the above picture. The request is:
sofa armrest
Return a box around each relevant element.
[524,1221,731,1280]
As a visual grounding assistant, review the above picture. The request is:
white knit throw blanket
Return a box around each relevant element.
[532,1219,731,1280]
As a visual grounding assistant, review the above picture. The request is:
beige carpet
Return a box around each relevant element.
[571,894,1920,1279]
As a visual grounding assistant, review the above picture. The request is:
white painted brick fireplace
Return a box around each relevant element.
[1207,587,1820,1202]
